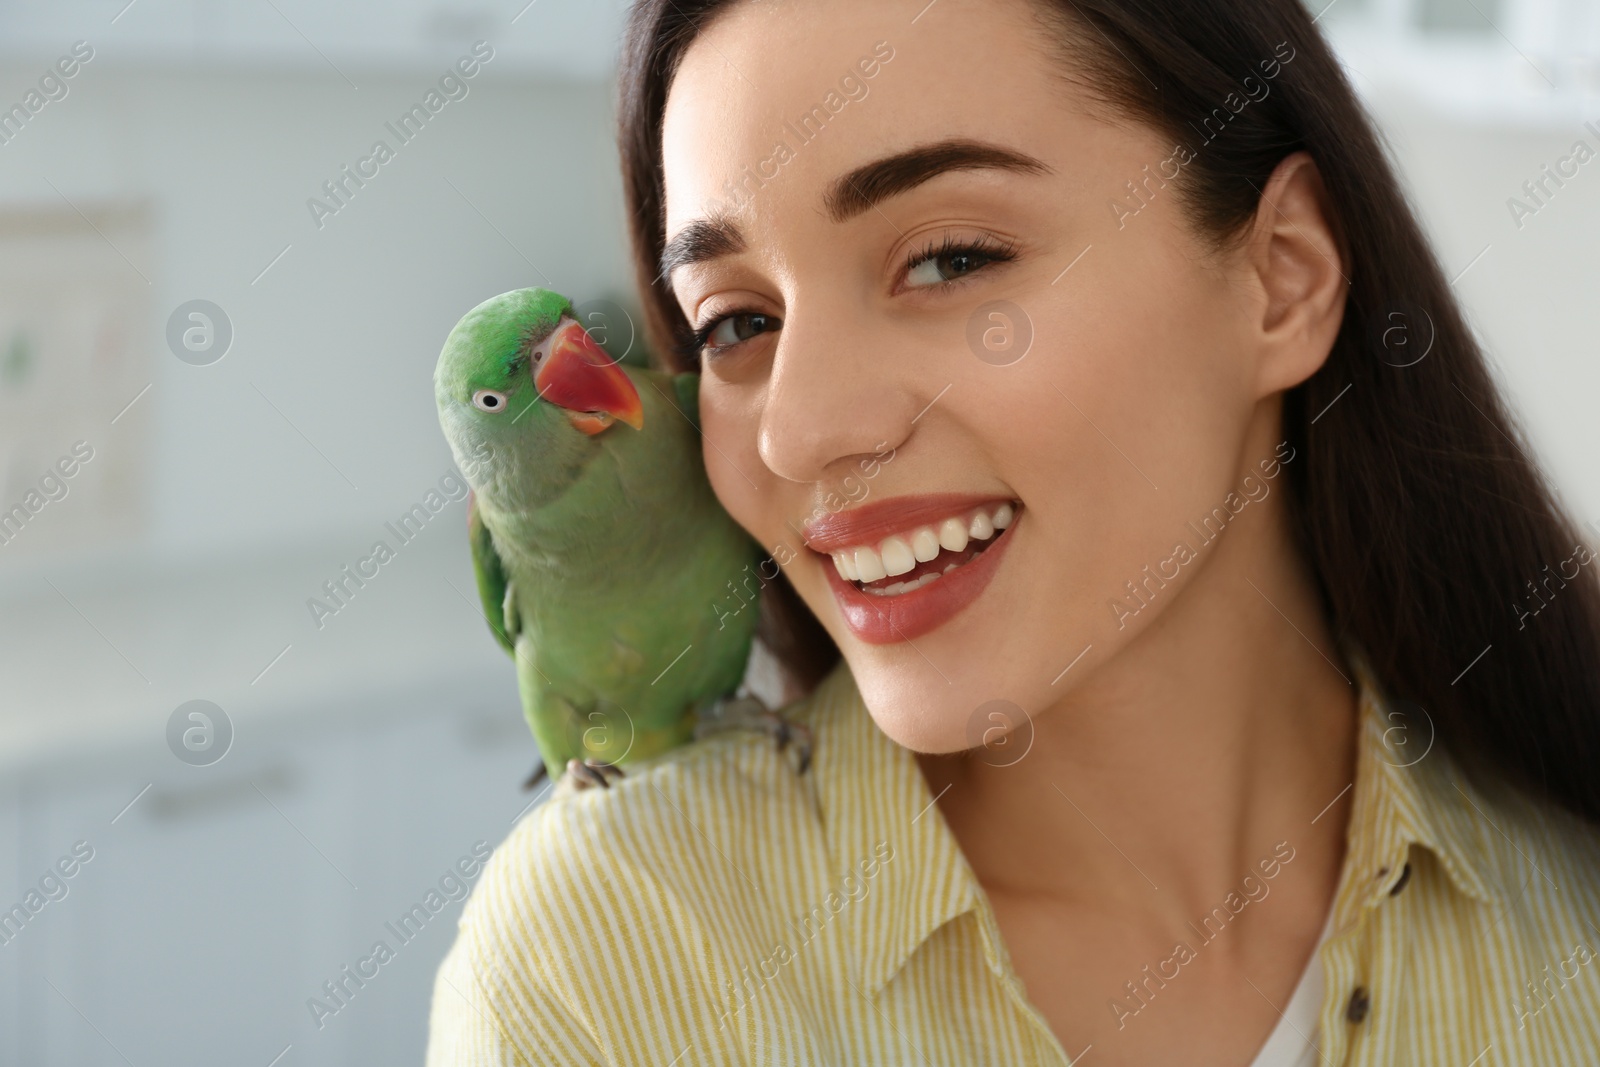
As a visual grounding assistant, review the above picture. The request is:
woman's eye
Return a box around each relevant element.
[472,389,509,413]
[704,312,778,350]
[905,247,994,288]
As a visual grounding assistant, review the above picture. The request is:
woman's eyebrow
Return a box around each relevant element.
[660,138,1050,285]
[660,213,746,288]
[823,137,1053,223]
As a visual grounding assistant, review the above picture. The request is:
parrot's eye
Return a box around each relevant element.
[472,389,509,413]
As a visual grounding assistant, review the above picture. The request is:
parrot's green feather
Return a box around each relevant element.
[436,288,764,782]
[467,492,515,655]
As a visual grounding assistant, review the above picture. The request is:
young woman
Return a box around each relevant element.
[428,1,1600,1063]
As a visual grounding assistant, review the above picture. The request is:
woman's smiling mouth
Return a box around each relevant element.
[802,494,1022,644]
[829,500,1015,591]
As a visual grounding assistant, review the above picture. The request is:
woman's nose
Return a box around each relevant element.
[755,308,919,486]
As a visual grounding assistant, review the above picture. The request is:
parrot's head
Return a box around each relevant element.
[434,287,645,507]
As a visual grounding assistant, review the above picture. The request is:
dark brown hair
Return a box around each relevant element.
[616,0,1600,825]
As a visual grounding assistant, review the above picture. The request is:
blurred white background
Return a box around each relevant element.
[0,0,1595,1064]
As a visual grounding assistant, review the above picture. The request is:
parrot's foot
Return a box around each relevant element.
[696,695,814,776]
[566,758,626,791]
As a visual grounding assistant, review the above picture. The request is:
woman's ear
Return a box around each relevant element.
[1242,151,1348,398]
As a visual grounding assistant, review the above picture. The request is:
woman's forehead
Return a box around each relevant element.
[658,0,1073,233]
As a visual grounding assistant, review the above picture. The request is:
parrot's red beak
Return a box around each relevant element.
[533,319,645,435]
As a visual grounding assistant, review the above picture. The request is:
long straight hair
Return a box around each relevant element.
[615,0,1600,826]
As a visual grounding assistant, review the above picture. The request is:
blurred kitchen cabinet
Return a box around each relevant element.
[0,671,535,1067]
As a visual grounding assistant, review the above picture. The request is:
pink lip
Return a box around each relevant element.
[818,505,1021,645]
[801,492,1016,553]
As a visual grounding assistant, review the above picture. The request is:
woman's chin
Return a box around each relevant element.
[844,668,991,755]
[860,696,971,755]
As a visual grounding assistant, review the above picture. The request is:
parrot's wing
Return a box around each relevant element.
[672,372,701,435]
[468,490,518,655]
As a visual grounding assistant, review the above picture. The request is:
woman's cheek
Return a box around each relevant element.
[698,380,782,551]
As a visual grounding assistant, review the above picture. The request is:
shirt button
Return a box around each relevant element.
[1346,986,1371,1024]
[1388,863,1412,896]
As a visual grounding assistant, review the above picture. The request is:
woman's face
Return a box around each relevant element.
[661,0,1286,751]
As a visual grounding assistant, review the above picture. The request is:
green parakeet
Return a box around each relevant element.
[434,287,807,789]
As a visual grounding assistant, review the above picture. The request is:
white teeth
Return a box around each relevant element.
[853,544,886,582]
[863,570,943,597]
[829,501,1020,588]
[879,535,916,577]
[938,517,969,553]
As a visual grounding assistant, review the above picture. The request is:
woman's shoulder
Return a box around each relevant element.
[500,668,849,882]
[1395,708,1600,913]
[1399,766,1600,1056]
[451,666,853,960]
[427,669,859,1064]
[1355,655,1600,918]
[490,702,826,896]
[1462,769,1600,915]
[1361,686,1600,934]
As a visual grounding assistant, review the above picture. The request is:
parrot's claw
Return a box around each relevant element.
[697,696,813,776]
[566,758,626,791]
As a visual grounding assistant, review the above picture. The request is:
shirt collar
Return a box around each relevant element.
[1341,646,1502,910]
[806,646,1504,998]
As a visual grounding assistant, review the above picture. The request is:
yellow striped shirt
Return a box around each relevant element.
[426,655,1600,1065]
